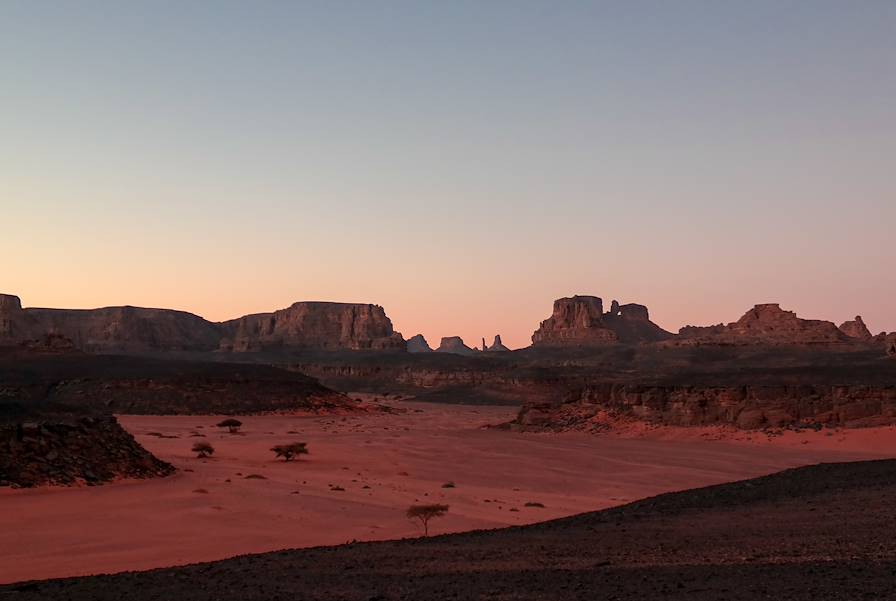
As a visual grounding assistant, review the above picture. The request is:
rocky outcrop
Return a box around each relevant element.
[220,302,405,352]
[532,296,617,346]
[434,336,477,356]
[406,334,433,353]
[531,295,670,346]
[678,304,851,345]
[0,294,406,353]
[513,383,896,431]
[0,294,224,352]
[886,334,896,358]
[0,415,174,487]
[839,316,873,340]
[485,335,510,352]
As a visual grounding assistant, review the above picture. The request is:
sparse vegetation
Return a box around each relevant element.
[217,418,243,433]
[244,473,267,480]
[524,502,545,508]
[406,503,449,536]
[441,481,455,488]
[192,441,214,458]
[271,442,309,461]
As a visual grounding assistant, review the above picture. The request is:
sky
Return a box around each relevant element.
[2,1,894,349]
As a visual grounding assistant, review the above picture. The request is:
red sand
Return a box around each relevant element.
[3,401,896,584]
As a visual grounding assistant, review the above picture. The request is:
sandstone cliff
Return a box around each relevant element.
[219,302,405,351]
[0,294,406,353]
[531,295,671,346]
[513,383,896,431]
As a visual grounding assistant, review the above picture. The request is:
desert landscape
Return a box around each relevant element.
[3,3,894,598]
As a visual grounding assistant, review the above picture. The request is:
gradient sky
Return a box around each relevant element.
[2,1,894,349]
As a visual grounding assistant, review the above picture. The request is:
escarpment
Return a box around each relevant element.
[531,296,671,347]
[0,294,406,353]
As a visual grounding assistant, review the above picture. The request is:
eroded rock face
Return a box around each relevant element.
[406,334,433,353]
[220,302,405,351]
[532,296,617,346]
[0,301,221,352]
[839,316,873,340]
[532,295,670,346]
[435,336,477,356]
[485,335,510,352]
[886,334,896,358]
[678,304,850,345]
[513,384,896,431]
[0,415,174,487]
[0,294,406,353]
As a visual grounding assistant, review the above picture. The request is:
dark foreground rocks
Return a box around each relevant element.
[0,413,173,487]
[6,459,896,599]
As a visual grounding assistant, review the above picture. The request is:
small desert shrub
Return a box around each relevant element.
[330,485,345,491]
[217,418,243,433]
[406,503,449,536]
[441,481,455,488]
[244,473,267,480]
[192,488,209,494]
[271,442,309,462]
[524,502,545,508]
[192,441,214,458]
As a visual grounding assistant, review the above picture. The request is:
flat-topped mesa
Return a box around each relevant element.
[531,295,671,346]
[839,315,873,340]
[678,303,851,345]
[406,334,433,353]
[532,296,617,346]
[2,294,406,353]
[485,334,510,352]
[220,302,405,352]
[434,336,477,356]
[0,294,220,352]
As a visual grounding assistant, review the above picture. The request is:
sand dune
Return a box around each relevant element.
[2,400,895,584]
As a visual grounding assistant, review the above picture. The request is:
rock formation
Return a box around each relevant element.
[435,336,477,356]
[839,316,873,340]
[512,383,896,431]
[531,295,671,346]
[219,302,405,351]
[886,333,896,358]
[406,334,433,353]
[485,335,510,352]
[0,294,406,353]
[0,414,174,487]
[678,304,851,345]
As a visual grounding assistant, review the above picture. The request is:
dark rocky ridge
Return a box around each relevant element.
[0,408,174,487]
[0,347,353,415]
[8,459,896,599]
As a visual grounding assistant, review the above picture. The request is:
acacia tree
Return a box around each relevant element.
[217,418,243,434]
[192,441,214,458]
[271,442,309,462]
[406,504,449,537]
